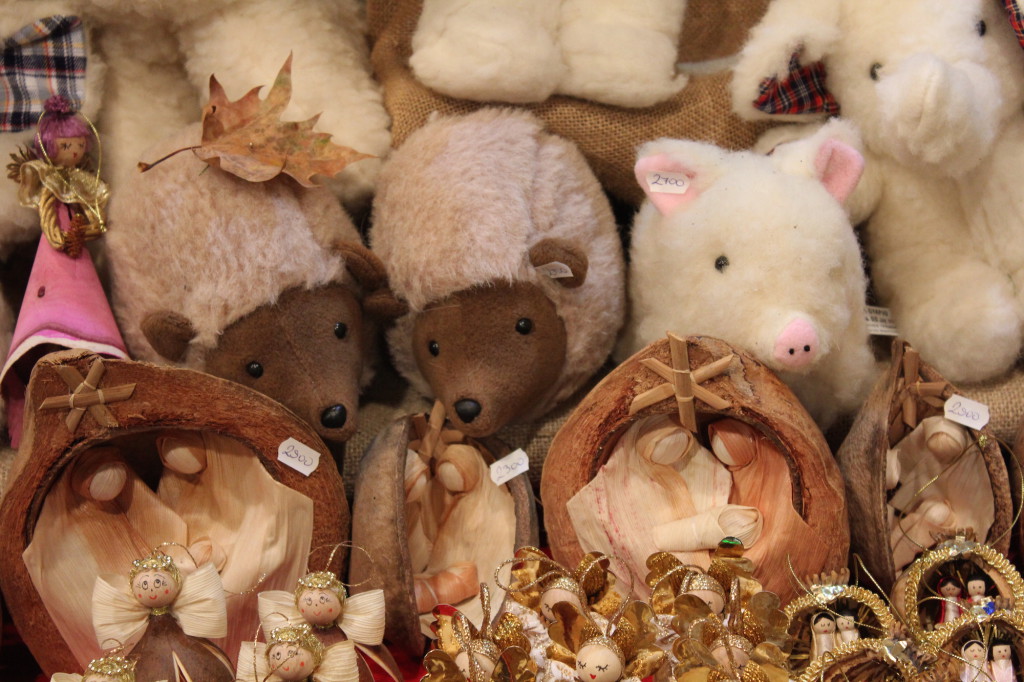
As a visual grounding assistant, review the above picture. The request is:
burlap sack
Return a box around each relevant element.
[366,0,773,206]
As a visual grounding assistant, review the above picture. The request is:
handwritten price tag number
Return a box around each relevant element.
[943,395,990,430]
[490,449,530,485]
[277,437,322,476]
[645,171,690,195]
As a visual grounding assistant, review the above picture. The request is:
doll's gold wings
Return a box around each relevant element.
[92,562,227,646]
[609,600,666,678]
[506,547,619,616]
[432,584,531,658]
[546,601,604,664]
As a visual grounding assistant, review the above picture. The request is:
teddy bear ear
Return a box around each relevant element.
[333,240,409,319]
[529,238,588,289]
[141,310,197,363]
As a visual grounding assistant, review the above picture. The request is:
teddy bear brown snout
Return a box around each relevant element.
[411,281,567,437]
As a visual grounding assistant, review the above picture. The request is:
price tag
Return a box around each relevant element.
[864,306,899,336]
[943,395,990,430]
[645,171,690,194]
[535,261,574,279]
[278,437,321,476]
[490,449,529,485]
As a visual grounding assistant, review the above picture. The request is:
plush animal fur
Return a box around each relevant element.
[731,0,1024,383]
[409,0,688,106]
[620,120,879,428]
[107,124,390,445]
[371,108,625,437]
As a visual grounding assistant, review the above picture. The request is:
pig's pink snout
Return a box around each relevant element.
[772,318,819,369]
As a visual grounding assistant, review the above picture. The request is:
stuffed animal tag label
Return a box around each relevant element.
[278,437,321,476]
[490,449,529,485]
[944,395,990,430]
[536,261,574,279]
[645,171,690,194]
[864,306,899,336]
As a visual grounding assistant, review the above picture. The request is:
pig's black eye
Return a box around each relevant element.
[715,255,729,272]
[870,63,882,80]
[246,361,264,378]
[977,20,986,36]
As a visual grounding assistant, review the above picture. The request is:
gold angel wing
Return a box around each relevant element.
[236,641,271,682]
[433,607,480,659]
[749,642,788,669]
[258,589,304,631]
[508,547,550,609]
[670,594,715,635]
[92,574,150,648]
[489,612,531,653]
[313,640,360,682]
[493,645,537,682]
[574,552,611,598]
[671,629,721,673]
[173,562,228,639]
[613,601,665,677]
[739,591,788,647]
[422,650,464,682]
[547,601,601,655]
[339,589,386,646]
[645,552,688,615]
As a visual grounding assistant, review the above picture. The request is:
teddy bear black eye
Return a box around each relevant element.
[714,255,729,272]
[977,20,986,36]
[428,340,440,357]
[334,322,348,339]
[870,63,882,81]
[515,318,533,335]
[246,361,264,378]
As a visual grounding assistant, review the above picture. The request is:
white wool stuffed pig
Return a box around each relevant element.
[731,0,1024,383]
[620,121,879,428]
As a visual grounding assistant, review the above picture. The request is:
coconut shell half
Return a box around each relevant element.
[837,339,1011,597]
[349,413,539,655]
[0,350,348,676]
[541,334,848,604]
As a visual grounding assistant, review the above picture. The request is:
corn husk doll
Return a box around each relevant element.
[422,583,535,682]
[91,547,232,681]
[255,548,400,681]
[544,598,665,682]
[50,652,158,682]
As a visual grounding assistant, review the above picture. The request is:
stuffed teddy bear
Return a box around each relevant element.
[730,0,1024,384]
[370,108,626,438]
[106,124,394,447]
[619,120,879,428]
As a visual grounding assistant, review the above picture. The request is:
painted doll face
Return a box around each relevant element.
[454,650,497,680]
[687,588,724,616]
[131,569,179,608]
[811,615,836,634]
[268,642,317,681]
[298,588,343,627]
[54,136,87,167]
[963,642,987,663]
[575,643,622,682]
[540,587,583,622]
[967,580,986,598]
[939,581,963,598]
[836,615,857,632]
[993,645,1012,662]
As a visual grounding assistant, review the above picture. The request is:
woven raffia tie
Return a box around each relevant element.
[888,347,948,442]
[38,357,136,433]
[629,333,733,431]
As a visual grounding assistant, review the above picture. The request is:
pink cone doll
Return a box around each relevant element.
[1,95,127,446]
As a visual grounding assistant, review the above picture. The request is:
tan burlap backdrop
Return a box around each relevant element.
[366,0,773,206]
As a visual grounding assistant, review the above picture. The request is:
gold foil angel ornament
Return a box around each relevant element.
[91,546,233,681]
[256,544,400,681]
[237,623,359,682]
[421,583,535,682]
[545,598,666,682]
[501,547,623,624]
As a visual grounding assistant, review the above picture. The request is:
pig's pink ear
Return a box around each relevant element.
[634,154,700,215]
[815,139,863,204]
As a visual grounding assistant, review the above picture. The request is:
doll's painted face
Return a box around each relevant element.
[131,569,179,608]
[454,649,497,680]
[687,588,725,616]
[967,579,986,598]
[268,642,317,681]
[297,588,343,627]
[939,580,963,598]
[811,614,836,634]
[575,643,622,682]
[53,136,86,167]
[836,614,857,632]
[963,642,987,663]
[993,644,1012,662]
[541,587,583,622]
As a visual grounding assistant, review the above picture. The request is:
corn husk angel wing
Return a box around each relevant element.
[236,641,272,681]
[546,601,604,666]
[93,562,227,646]
[610,600,666,679]
[258,587,386,646]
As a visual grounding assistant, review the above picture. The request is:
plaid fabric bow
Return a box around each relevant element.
[1,15,87,132]
[1007,0,1024,50]
[754,52,839,117]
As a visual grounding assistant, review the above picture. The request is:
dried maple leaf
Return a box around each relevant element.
[140,54,373,186]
